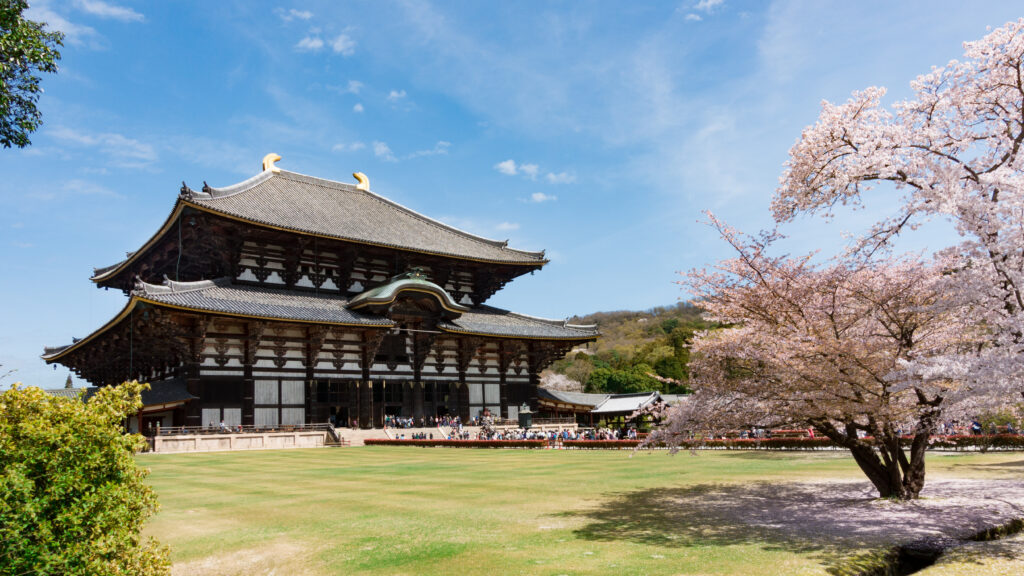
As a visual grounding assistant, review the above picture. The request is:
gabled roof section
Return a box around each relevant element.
[187,169,546,264]
[92,167,547,285]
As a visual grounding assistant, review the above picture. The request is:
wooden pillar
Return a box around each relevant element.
[185,362,201,426]
[413,382,424,423]
[499,370,508,420]
[243,321,264,427]
[457,373,470,423]
[359,377,372,429]
[413,346,425,422]
[447,381,457,416]
[528,368,540,412]
[348,380,359,428]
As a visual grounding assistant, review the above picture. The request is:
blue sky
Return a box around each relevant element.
[2,1,1021,388]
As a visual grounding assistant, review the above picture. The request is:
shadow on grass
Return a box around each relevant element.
[964,458,1024,469]
[561,480,1024,575]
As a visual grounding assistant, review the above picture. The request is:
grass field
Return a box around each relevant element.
[141,448,1024,576]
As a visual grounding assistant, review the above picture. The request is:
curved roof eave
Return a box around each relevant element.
[43,290,395,364]
[91,201,187,283]
[43,297,141,362]
[348,279,469,315]
[436,326,600,341]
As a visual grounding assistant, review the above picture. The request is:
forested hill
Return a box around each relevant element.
[545,302,717,395]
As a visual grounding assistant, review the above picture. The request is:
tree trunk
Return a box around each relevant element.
[820,426,926,500]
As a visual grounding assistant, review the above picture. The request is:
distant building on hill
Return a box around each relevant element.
[43,155,598,431]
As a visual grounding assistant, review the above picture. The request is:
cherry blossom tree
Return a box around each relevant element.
[649,217,973,499]
[774,19,1024,402]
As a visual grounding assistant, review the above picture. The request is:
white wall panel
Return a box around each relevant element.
[281,407,305,426]
[281,380,304,404]
[255,408,279,428]
[255,380,278,404]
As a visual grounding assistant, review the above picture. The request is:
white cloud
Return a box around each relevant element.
[408,140,451,159]
[495,159,518,175]
[332,141,365,152]
[296,36,324,51]
[387,90,407,102]
[519,163,539,180]
[49,126,156,168]
[684,13,702,22]
[494,159,548,181]
[346,80,363,94]
[276,8,313,22]
[63,179,121,197]
[496,221,520,231]
[29,178,122,201]
[373,141,397,162]
[530,192,557,203]
[694,0,724,12]
[332,34,357,55]
[27,4,102,48]
[545,171,576,184]
[352,103,365,113]
[75,0,144,22]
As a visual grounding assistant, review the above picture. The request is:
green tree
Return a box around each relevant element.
[0,381,170,575]
[586,364,660,394]
[1,0,62,148]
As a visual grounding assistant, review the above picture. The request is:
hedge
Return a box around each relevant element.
[364,439,548,449]
[562,434,1024,451]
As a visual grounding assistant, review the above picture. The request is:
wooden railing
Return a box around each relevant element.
[531,417,578,426]
[152,423,335,436]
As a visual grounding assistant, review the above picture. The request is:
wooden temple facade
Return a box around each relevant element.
[43,158,598,430]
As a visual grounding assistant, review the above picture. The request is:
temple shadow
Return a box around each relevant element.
[561,480,1024,575]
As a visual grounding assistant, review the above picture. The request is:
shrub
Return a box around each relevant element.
[0,381,169,576]
[365,439,548,449]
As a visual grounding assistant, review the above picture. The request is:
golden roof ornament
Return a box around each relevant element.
[262,153,282,173]
[353,172,369,190]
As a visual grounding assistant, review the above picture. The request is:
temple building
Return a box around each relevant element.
[43,155,598,430]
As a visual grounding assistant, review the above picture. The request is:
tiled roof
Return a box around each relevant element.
[440,306,599,340]
[44,387,90,400]
[45,279,598,361]
[660,394,690,406]
[135,278,597,339]
[44,379,196,406]
[537,387,608,408]
[591,392,662,414]
[135,278,394,326]
[186,170,546,264]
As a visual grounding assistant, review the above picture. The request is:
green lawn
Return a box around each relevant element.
[141,448,1024,576]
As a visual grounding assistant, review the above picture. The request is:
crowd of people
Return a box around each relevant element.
[471,426,639,442]
[383,414,466,429]
[938,419,1019,436]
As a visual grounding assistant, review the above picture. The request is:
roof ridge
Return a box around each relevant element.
[134,276,218,296]
[474,304,599,330]
[274,169,546,258]
[188,170,275,199]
